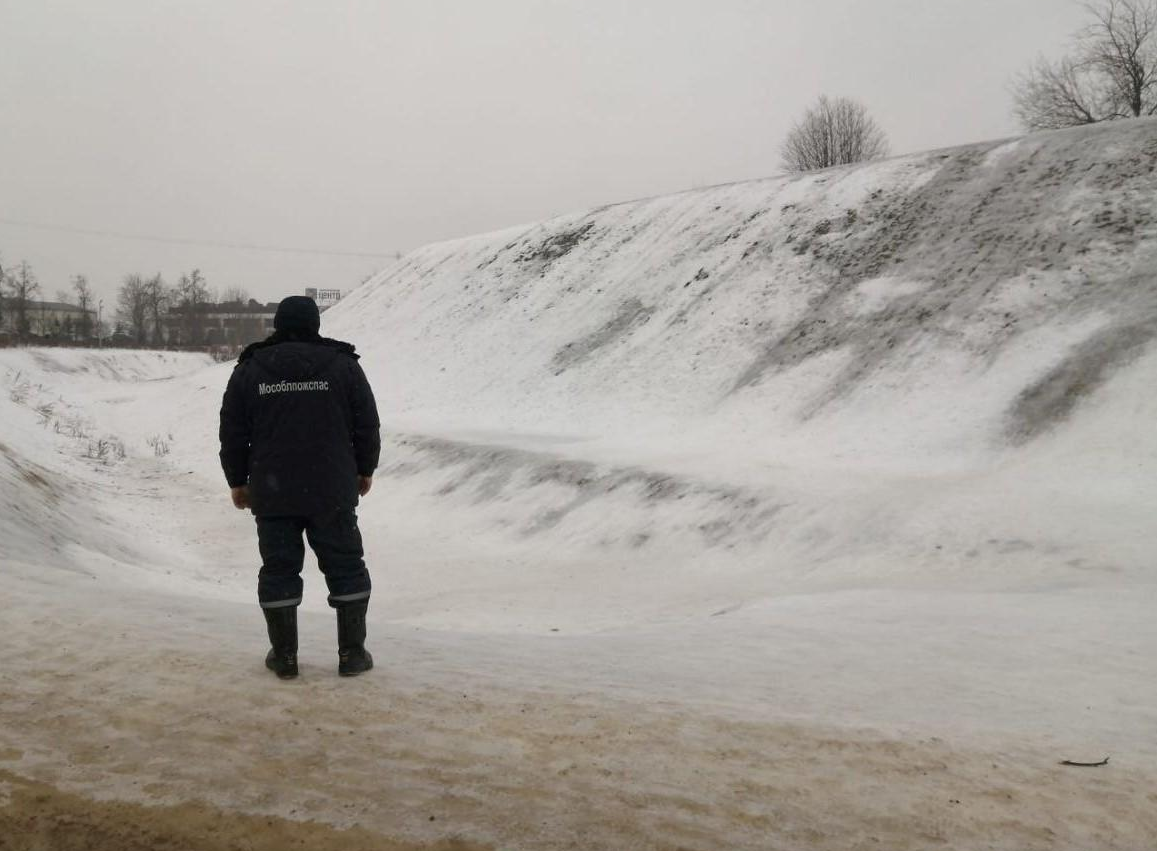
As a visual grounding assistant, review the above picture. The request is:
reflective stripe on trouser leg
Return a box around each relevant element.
[255,516,307,607]
[328,590,371,606]
[260,596,303,609]
[305,510,371,608]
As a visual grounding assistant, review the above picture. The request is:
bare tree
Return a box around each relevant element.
[72,274,94,340]
[220,286,250,304]
[1086,0,1157,117]
[781,96,889,173]
[216,286,253,348]
[142,273,168,345]
[175,269,209,306]
[117,274,150,344]
[172,269,209,344]
[1013,0,1156,130]
[1014,56,1107,129]
[5,261,41,339]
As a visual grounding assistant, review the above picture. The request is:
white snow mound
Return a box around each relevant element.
[312,119,1156,607]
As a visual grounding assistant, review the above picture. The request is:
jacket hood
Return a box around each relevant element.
[237,333,358,365]
[240,337,358,383]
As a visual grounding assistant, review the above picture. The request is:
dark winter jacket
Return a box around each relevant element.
[218,334,381,517]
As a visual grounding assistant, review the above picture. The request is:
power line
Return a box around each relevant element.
[0,215,397,260]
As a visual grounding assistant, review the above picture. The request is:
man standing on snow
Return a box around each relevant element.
[218,295,380,680]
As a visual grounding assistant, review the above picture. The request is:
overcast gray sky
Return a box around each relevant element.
[0,0,1090,308]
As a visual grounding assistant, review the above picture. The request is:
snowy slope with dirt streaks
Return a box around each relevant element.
[316,118,1155,606]
[0,120,1154,851]
[334,119,1154,454]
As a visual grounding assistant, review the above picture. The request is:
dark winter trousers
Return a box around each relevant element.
[254,509,371,610]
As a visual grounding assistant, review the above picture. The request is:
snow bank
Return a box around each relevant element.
[1,347,213,383]
[330,120,1155,466]
[0,123,1153,850]
[312,119,1155,604]
[2,123,1153,616]
[0,348,227,591]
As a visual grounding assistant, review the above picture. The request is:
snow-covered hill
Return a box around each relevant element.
[313,118,1156,610]
[334,119,1154,454]
[0,121,1154,850]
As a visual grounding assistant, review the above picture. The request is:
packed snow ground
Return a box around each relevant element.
[0,121,1156,850]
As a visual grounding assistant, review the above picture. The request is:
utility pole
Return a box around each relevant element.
[97,299,103,349]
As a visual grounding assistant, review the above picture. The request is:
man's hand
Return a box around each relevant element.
[358,475,373,497]
[230,485,250,510]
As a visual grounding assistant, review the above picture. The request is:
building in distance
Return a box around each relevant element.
[0,299,96,339]
[165,299,277,348]
[165,289,345,349]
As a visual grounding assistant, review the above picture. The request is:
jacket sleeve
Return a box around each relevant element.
[218,364,251,487]
[349,361,381,476]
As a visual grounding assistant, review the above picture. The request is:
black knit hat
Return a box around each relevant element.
[274,296,321,334]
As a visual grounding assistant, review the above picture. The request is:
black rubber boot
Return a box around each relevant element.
[262,606,299,680]
[336,600,373,677]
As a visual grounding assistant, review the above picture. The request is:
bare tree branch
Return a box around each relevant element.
[781,96,889,173]
[141,274,168,345]
[5,261,41,339]
[72,274,94,340]
[172,269,210,345]
[116,274,150,344]
[1013,0,1156,130]
[1013,56,1104,129]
